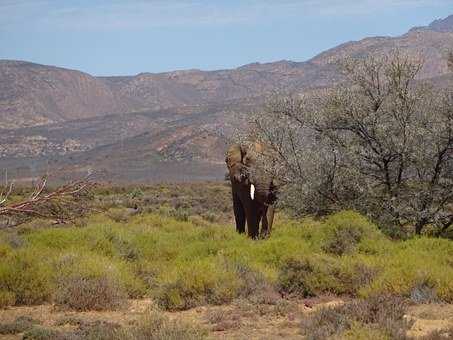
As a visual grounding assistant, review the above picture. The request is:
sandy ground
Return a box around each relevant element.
[1,298,453,339]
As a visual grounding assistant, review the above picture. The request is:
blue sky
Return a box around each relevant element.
[0,0,452,76]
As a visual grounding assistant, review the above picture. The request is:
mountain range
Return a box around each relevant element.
[1,15,453,183]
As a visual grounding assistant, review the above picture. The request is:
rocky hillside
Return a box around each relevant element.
[0,61,126,129]
[1,15,452,182]
[428,14,453,32]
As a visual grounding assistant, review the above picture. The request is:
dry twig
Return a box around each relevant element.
[0,174,96,229]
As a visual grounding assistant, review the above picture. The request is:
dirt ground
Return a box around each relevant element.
[1,298,453,339]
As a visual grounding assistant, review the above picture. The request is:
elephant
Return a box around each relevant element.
[225,142,278,239]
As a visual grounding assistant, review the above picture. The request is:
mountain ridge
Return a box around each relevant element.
[1,15,453,182]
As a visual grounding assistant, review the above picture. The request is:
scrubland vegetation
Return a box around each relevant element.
[0,53,451,338]
[0,183,452,338]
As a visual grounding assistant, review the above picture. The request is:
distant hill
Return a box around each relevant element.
[1,15,452,182]
[428,14,453,32]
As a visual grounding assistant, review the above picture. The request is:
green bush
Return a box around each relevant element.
[0,249,53,305]
[170,207,190,222]
[321,211,379,256]
[0,204,452,311]
[277,255,344,297]
[155,260,241,311]
[360,238,453,302]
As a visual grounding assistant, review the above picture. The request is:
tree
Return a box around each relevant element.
[251,52,453,236]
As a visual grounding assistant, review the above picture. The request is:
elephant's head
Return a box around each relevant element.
[226,142,278,205]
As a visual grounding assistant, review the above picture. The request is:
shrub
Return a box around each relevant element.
[361,238,453,303]
[0,243,11,258]
[131,309,206,340]
[188,215,212,227]
[55,316,85,327]
[277,255,345,297]
[300,295,412,340]
[107,208,131,223]
[52,312,205,340]
[0,249,53,305]
[301,304,351,340]
[228,260,278,304]
[338,261,378,296]
[63,249,146,298]
[53,254,127,311]
[342,325,390,340]
[54,274,126,311]
[204,308,241,331]
[129,188,144,199]
[103,230,141,262]
[0,316,39,335]
[273,299,298,316]
[155,260,241,311]
[73,320,124,340]
[0,290,15,308]
[201,212,217,223]
[321,211,379,256]
[170,207,190,222]
[410,279,438,304]
[22,326,66,340]
[421,327,453,340]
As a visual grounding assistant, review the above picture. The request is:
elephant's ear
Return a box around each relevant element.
[225,144,243,169]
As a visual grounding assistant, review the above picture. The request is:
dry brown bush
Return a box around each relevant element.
[54,274,127,311]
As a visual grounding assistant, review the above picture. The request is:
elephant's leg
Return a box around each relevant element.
[245,204,261,239]
[260,206,270,239]
[260,205,275,238]
[232,192,246,234]
[267,205,275,234]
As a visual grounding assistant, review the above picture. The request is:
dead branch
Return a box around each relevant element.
[0,174,96,229]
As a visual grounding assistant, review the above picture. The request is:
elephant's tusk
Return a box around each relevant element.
[250,184,255,200]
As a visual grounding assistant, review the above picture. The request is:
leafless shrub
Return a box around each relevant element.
[0,175,96,229]
[251,52,453,235]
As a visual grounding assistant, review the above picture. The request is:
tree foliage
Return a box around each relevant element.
[251,52,453,236]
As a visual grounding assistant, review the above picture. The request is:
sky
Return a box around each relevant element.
[0,0,452,76]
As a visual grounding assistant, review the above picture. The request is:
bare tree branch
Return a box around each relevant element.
[0,175,96,229]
